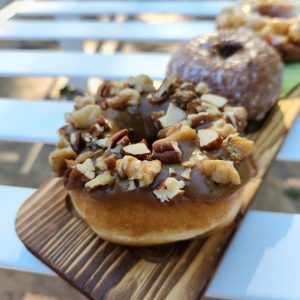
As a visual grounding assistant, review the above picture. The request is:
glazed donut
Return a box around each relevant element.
[167,30,283,120]
[49,75,254,246]
[217,0,300,61]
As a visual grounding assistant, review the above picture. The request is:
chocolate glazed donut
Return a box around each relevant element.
[167,30,283,120]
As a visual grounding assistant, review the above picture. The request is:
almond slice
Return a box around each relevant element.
[158,103,186,128]
[201,94,227,108]
[198,129,222,150]
[122,143,151,160]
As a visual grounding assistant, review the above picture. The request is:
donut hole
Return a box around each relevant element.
[255,4,298,18]
[215,42,243,59]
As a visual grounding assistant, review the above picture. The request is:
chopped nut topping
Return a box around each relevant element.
[180,82,195,91]
[85,171,115,191]
[110,129,129,145]
[222,134,254,161]
[153,177,185,202]
[152,140,182,163]
[64,166,87,189]
[74,95,95,110]
[57,135,69,149]
[198,159,241,185]
[151,111,164,120]
[128,74,155,93]
[173,89,196,109]
[116,155,161,187]
[198,129,222,150]
[65,104,102,129]
[127,180,137,191]
[201,94,228,108]
[223,106,247,131]
[76,158,95,180]
[95,155,117,171]
[210,119,236,138]
[70,132,86,153]
[188,111,220,127]
[164,124,197,142]
[117,135,130,146]
[186,99,203,114]
[49,146,76,176]
[195,82,209,94]
[181,168,192,180]
[122,143,151,160]
[201,101,221,115]
[59,124,73,137]
[158,103,186,128]
[169,167,176,176]
[149,76,175,103]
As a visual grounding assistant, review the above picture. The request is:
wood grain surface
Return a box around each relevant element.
[16,99,300,300]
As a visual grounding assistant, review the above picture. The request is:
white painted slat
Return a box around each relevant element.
[0,20,214,41]
[0,98,299,161]
[0,50,169,79]
[206,211,300,300]
[0,185,53,275]
[17,1,233,17]
[1,186,300,300]
[0,99,73,144]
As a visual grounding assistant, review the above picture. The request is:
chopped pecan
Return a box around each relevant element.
[70,132,86,153]
[95,155,117,171]
[164,124,197,142]
[157,103,186,128]
[117,135,130,146]
[223,106,247,131]
[187,112,220,127]
[222,134,254,161]
[197,129,222,150]
[57,135,69,149]
[201,94,228,108]
[152,140,182,163]
[181,168,192,180]
[85,171,115,191]
[186,99,203,114]
[65,104,102,129]
[128,74,155,93]
[106,88,141,109]
[109,129,129,145]
[195,82,209,95]
[89,123,104,138]
[210,119,236,138]
[149,76,175,103]
[49,146,76,176]
[74,95,95,110]
[116,155,162,187]
[179,82,195,91]
[122,143,151,160]
[59,124,73,137]
[76,158,95,180]
[173,90,196,109]
[153,177,185,202]
[169,167,176,176]
[198,159,240,185]
[64,166,87,190]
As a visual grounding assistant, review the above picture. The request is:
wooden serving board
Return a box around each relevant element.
[16,99,300,300]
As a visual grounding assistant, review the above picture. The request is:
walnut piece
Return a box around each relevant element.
[65,104,102,129]
[198,159,241,185]
[128,74,155,93]
[198,129,222,150]
[76,158,95,180]
[158,102,186,128]
[153,177,185,202]
[116,155,162,187]
[85,171,115,191]
[49,146,76,176]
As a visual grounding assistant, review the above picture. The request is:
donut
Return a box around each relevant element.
[167,30,283,120]
[217,0,300,62]
[49,75,255,246]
